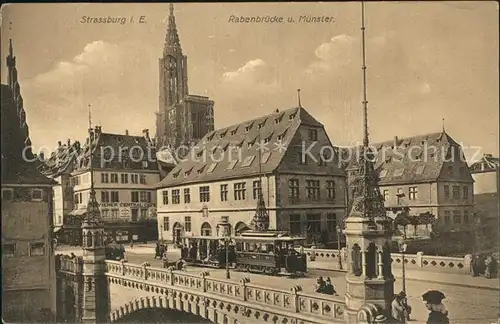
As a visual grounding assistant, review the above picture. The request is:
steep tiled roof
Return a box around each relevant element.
[72,130,159,173]
[38,141,81,177]
[470,154,499,173]
[1,85,56,185]
[157,106,343,188]
[346,132,473,185]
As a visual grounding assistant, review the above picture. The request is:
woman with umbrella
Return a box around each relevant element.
[421,290,449,324]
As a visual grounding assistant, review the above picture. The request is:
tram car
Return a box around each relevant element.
[180,231,307,277]
[105,242,125,260]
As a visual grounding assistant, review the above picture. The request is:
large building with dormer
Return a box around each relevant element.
[346,131,475,234]
[1,39,57,322]
[470,153,499,231]
[156,4,215,153]
[69,128,160,243]
[156,106,347,246]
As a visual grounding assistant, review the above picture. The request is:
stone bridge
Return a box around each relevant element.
[57,256,348,324]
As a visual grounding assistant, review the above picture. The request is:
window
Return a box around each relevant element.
[383,190,389,201]
[140,209,148,220]
[131,191,139,202]
[393,168,404,177]
[131,174,138,184]
[32,189,43,201]
[234,182,246,200]
[110,173,118,183]
[288,179,299,199]
[30,242,45,256]
[252,180,261,199]
[397,188,404,205]
[452,186,460,199]
[463,210,469,224]
[207,163,217,173]
[172,189,181,204]
[379,170,388,178]
[140,191,151,203]
[200,186,210,202]
[241,156,255,167]
[2,188,13,201]
[101,173,109,183]
[79,193,83,204]
[185,216,192,232]
[447,165,453,175]
[227,160,238,170]
[308,129,318,141]
[140,175,146,184]
[327,213,337,234]
[258,122,265,129]
[297,152,308,165]
[142,161,148,169]
[111,209,119,220]
[416,165,425,175]
[245,125,252,132]
[131,208,138,222]
[453,210,461,224]
[462,186,469,200]
[262,152,271,163]
[3,243,15,257]
[444,211,451,224]
[121,174,128,183]
[326,181,336,200]
[111,191,119,202]
[305,180,320,200]
[184,188,191,203]
[306,214,321,235]
[163,217,170,231]
[162,191,168,205]
[289,112,297,120]
[101,209,110,220]
[264,135,272,144]
[409,187,418,200]
[220,184,228,202]
[444,185,450,199]
[101,191,110,203]
[289,214,301,235]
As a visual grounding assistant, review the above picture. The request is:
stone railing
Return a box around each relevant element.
[56,254,83,274]
[105,260,345,323]
[300,248,472,274]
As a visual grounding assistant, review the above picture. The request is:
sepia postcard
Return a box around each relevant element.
[1,2,498,324]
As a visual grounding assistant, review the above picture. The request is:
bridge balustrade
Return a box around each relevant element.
[105,260,346,323]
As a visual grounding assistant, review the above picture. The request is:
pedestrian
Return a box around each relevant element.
[323,277,338,295]
[155,242,160,260]
[162,252,169,268]
[391,291,409,323]
[315,276,326,293]
[422,290,449,324]
[129,240,134,250]
[299,244,304,255]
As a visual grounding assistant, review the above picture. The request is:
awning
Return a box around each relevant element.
[69,209,87,216]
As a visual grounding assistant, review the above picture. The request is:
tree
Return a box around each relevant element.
[393,209,411,237]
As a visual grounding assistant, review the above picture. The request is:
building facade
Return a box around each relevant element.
[157,106,347,246]
[346,132,475,234]
[38,140,82,244]
[69,128,160,243]
[470,153,499,231]
[155,4,214,152]
[1,40,57,322]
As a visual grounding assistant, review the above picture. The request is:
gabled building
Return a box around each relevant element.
[470,153,499,230]
[346,131,475,234]
[155,4,215,154]
[1,39,57,322]
[69,128,160,243]
[156,106,347,246]
[38,139,82,243]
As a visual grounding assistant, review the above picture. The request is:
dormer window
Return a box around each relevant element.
[241,155,255,167]
[197,150,204,158]
[245,126,251,132]
[258,123,264,129]
[173,170,181,178]
[197,165,206,174]
[379,170,388,178]
[230,130,237,135]
[393,168,404,177]
[208,133,214,141]
[220,132,226,139]
[262,152,271,164]
[207,163,217,173]
[264,135,272,144]
[247,141,254,149]
[227,160,238,170]
[184,167,194,177]
[289,113,297,120]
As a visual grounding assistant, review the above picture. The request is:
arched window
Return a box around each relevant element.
[382,242,393,279]
[86,232,92,248]
[351,244,362,276]
[366,243,377,279]
[201,222,212,236]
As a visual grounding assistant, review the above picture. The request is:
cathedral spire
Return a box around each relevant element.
[84,103,102,225]
[164,3,182,56]
[6,38,17,90]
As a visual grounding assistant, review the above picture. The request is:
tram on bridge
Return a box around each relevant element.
[180,231,307,277]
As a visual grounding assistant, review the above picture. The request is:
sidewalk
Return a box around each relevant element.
[309,260,500,291]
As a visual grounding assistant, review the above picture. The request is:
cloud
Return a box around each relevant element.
[220,59,279,92]
[223,59,268,82]
[305,34,356,74]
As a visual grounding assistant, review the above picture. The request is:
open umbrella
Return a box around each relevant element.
[422,290,446,304]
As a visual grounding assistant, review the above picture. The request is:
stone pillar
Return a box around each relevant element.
[416,251,424,268]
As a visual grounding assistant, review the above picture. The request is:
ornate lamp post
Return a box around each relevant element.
[336,226,343,270]
[216,223,231,280]
[398,236,408,293]
[159,223,164,245]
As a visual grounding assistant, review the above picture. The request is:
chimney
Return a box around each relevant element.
[58,141,62,147]
[125,129,129,136]
[142,129,150,139]
[275,109,279,113]
[39,152,45,161]
[67,139,71,147]
[393,136,398,148]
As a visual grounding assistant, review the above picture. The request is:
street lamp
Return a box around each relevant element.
[336,226,343,270]
[216,224,231,280]
[398,236,408,293]
[159,223,164,245]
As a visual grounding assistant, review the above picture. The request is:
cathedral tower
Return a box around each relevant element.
[156,4,215,154]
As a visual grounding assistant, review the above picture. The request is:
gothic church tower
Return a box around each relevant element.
[156,4,214,153]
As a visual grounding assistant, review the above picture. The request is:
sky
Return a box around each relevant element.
[1,2,498,162]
